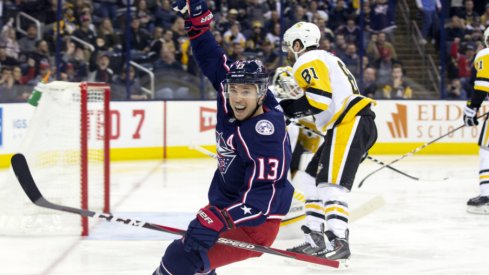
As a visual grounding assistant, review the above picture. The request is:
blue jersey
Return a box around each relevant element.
[191,31,294,227]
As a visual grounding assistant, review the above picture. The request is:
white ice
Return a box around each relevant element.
[1,155,489,275]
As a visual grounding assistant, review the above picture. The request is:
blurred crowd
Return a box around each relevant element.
[0,0,486,102]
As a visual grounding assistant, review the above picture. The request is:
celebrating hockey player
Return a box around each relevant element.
[153,1,294,274]
[462,27,489,214]
[279,22,377,265]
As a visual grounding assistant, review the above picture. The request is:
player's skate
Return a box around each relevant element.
[319,230,351,269]
[286,224,326,256]
[467,195,489,214]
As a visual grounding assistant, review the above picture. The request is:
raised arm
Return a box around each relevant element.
[173,0,231,90]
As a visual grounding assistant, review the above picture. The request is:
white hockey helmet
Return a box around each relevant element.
[484,26,489,47]
[282,22,321,60]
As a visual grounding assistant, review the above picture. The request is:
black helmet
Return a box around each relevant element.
[224,60,269,97]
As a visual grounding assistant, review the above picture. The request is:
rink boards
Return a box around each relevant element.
[0,100,483,167]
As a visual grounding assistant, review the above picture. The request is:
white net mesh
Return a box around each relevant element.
[0,81,109,236]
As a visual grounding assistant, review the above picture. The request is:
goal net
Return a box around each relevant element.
[0,81,110,236]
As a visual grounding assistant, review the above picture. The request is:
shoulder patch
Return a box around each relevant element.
[255,120,275,135]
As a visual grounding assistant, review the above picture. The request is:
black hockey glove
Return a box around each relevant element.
[463,103,478,126]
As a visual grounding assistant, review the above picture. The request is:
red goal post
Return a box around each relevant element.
[1,81,111,236]
[80,82,111,236]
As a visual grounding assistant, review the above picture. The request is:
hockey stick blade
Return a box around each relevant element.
[10,153,339,269]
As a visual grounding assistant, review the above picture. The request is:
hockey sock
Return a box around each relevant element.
[479,147,489,196]
[318,184,349,239]
[295,171,324,232]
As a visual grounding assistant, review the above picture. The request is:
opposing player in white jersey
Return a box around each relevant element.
[463,27,489,214]
[271,66,323,239]
[279,22,377,264]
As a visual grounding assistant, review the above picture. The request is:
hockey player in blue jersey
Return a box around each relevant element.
[152,1,294,274]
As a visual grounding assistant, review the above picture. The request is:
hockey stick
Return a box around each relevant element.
[286,119,424,181]
[357,112,489,188]
[189,145,217,159]
[10,153,339,268]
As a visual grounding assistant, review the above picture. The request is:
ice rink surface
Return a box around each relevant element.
[1,155,489,275]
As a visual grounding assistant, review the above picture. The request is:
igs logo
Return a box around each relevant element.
[200,107,217,132]
[387,104,408,138]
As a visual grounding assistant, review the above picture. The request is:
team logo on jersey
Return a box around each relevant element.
[255,120,274,135]
[216,132,236,175]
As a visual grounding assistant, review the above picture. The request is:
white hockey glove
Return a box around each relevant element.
[463,105,478,126]
[271,66,304,100]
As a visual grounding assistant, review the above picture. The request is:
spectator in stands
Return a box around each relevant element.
[336,16,361,47]
[367,32,397,62]
[370,0,395,35]
[97,18,120,52]
[446,78,467,100]
[62,40,89,81]
[416,0,441,45]
[53,2,78,36]
[360,67,378,98]
[149,27,165,59]
[216,8,240,33]
[319,37,334,53]
[136,0,155,32]
[93,0,118,23]
[29,60,53,86]
[246,0,269,27]
[0,66,16,102]
[374,47,400,85]
[343,43,360,77]
[333,33,348,59]
[18,24,39,56]
[360,1,373,48]
[223,22,246,48]
[264,10,288,36]
[261,39,279,72]
[445,15,466,42]
[290,5,308,25]
[124,17,152,59]
[89,51,113,83]
[12,63,35,85]
[171,16,187,39]
[265,23,282,47]
[153,43,183,71]
[377,32,397,59]
[12,65,34,100]
[328,0,350,31]
[0,44,18,67]
[458,0,479,26]
[72,13,96,50]
[59,62,78,82]
[1,20,20,59]
[382,64,412,99]
[481,4,489,27]
[314,13,334,42]
[449,0,464,17]
[161,0,176,29]
[245,21,266,53]
[112,66,148,100]
[229,41,246,61]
